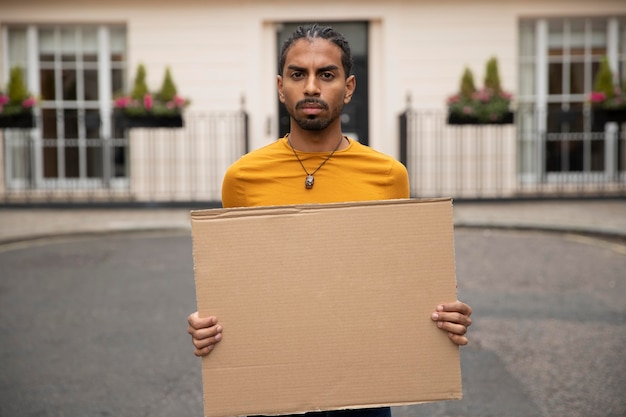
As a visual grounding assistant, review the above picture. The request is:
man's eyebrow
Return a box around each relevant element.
[286,64,306,72]
[286,64,340,73]
[317,65,340,73]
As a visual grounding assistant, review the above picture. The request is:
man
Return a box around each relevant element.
[188,24,472,417]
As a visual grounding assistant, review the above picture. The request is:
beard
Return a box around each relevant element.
[289,98,343,131]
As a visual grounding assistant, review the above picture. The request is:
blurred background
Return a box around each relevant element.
[0,1,625,417]
[1,0,626,203]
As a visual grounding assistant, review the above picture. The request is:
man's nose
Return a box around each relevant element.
[303,75,321,96]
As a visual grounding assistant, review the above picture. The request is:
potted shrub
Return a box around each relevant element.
[588,56,626,125]
[0,66,37,129]
[114,64,189,129]
[447,57,514,125]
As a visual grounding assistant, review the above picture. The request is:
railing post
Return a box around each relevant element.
[604,122,618,181]
[398,110,408,168]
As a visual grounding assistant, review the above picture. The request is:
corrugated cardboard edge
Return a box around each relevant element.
[190,198,462,417]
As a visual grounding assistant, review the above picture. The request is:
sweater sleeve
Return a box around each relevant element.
[221,163,247,208]
[387,160,410,199]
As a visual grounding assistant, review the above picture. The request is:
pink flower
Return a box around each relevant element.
[462,105,473,115]
[173,95,186,107]
[21,96,36,108]
[446,94,460,105]
[499,91,513,100]
[473,89,491,103]
[143,94,153,110]
[589,91,606,103]
[114,96,131,108]
[0,94,9,105]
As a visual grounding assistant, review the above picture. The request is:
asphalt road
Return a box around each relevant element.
[0,228,624,417]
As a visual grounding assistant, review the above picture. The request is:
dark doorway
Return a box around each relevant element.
[276,22,369,145]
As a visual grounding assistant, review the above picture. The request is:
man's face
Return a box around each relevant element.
[278,38,355,131]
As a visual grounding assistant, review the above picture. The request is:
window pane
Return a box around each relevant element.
[519,62,535,97]
[40,29,55,54]
[549,62,563,95]
[113,144,127,177]
[87,141,103,178]
[84,69,99,100]
[64,109,78,139]
[85,110,101,138]
[570,62,585,94]
[43,145,59,178]
[82,27,98,54]
[8,28,28,68]
[519,21,535,57]
[110,27,126,55]
[548,20,564,48]
[42,109,57,139]
[65,145,79,178]
[40,68,56,100]
[61,28,76,62]
[62,69,77,100]
[590,60,601,91]
[591,139,605,171]
[112,68,124,95]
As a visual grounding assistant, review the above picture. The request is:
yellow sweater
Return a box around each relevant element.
[222,137,409,208]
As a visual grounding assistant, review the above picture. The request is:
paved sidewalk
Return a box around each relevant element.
[0,199,625,245]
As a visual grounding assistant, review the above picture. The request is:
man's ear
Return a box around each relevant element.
[277,75,285,103]
[344,75,356,104]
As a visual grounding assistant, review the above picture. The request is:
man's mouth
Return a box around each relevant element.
[297,99,328,117]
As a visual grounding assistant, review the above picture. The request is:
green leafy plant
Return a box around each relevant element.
[459,68,477,100]
[484,57,502,94]
[114,64,189,117]
[446,57,513,124]
[130,63,149,100]
[158,67,178,102]
[588,56,626,109]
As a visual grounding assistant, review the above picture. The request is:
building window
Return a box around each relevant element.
[518,17,626,179]
[3,24,127,190]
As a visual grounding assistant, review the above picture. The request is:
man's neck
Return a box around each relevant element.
[287,125,348,152]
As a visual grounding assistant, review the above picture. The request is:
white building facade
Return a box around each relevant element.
[1,0,625,202]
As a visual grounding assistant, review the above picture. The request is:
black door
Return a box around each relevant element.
[277,22,369,145]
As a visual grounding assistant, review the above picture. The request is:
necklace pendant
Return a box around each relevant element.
[305,175,315,189]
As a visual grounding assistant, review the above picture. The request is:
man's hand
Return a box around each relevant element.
[187,312,223,357]
[431,301,472,346]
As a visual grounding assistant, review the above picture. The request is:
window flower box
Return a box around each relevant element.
[447,109,514,125]
[0,110,35,129]
[114,109,184,129]
[588,56,626,128]
[0,67,37,129]
[446,57,514,126]
[113,63,189,130]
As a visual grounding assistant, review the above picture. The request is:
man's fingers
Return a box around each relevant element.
[439,301,473,317]
[187,312,216,330]
[190,326,222,346]
[437,321,468,336]
[187,312,223,357]
[194,344,216,357]
[434,311,472,327]
[448,333,469,346]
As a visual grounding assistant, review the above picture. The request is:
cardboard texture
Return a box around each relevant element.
[191,198,462,417]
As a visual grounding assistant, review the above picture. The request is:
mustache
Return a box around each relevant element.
[296,98,329,110]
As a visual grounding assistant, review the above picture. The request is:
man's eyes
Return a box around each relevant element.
[290,72,336,80]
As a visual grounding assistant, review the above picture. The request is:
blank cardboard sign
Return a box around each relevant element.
[191,198,462,417]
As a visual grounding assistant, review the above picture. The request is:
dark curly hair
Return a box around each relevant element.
[278,24,353,78]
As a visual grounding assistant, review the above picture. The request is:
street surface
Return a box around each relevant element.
[0,228,624,417]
